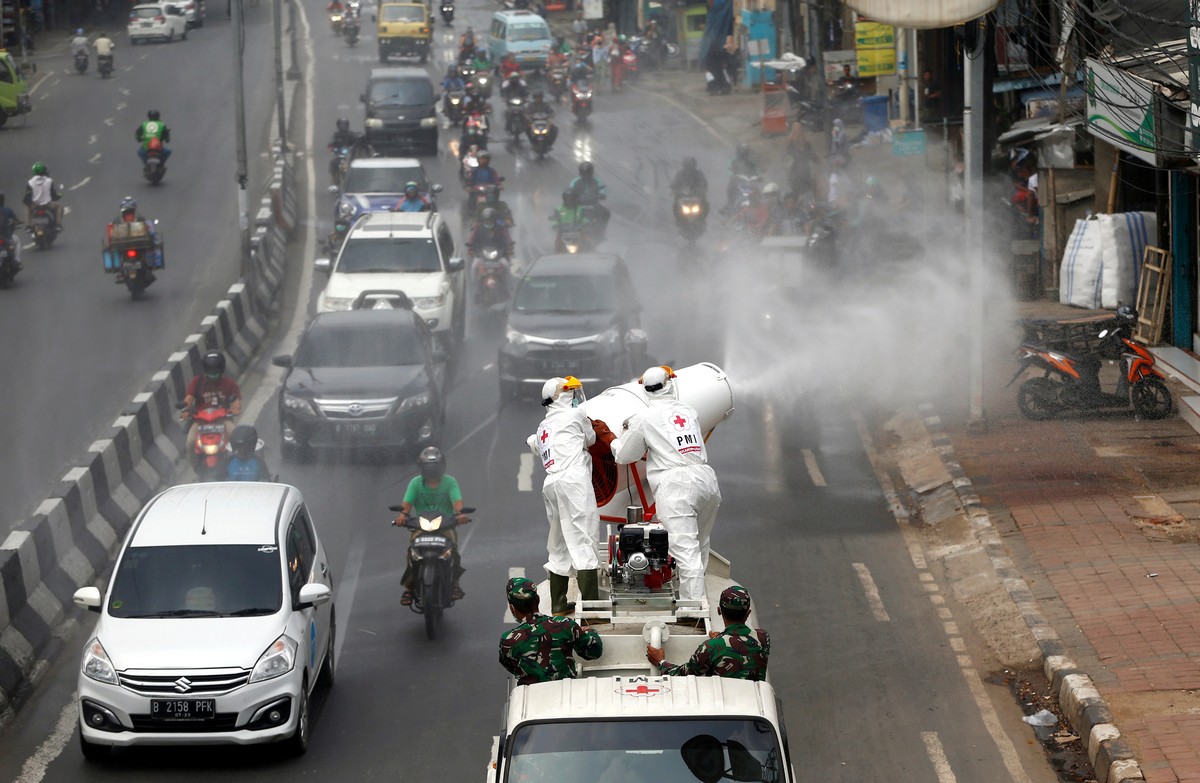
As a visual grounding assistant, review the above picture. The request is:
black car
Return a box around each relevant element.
[498,254,648,399]
[273,305,446,460]
[362,67,439,156]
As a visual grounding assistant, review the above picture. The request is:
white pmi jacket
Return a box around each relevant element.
[610,398,708,490]
[528,399,596,476]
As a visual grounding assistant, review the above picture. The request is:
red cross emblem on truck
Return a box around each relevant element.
[618,681,668,697]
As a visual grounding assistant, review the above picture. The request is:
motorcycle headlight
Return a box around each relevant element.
[202,443,222,455]
[484,248,500,260]
[595,327,620,344]
[449,96,462,105]
[82,639,119,685]
[412,294,445,310]
[365,118,383,129]
[578,91,592,99]
[420,117,438,128]
[337,201,357,219]
[283,393,316,414]
[506,324,528,345]
[321,296,354,312]
[399,391,430,410]
[249,635,297,683]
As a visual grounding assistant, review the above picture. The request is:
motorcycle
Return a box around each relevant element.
[727,173,762,213]
[389,505,475,639]
[620,47,639,83]
[97,54,113,79]
[29,206,58,250]
[570,80,593,121]
[178,404,233,481]
[673,191,707,244]
[472,245,510,308]
[117,241,160,299]
[459,144,482,185]
[0,237,21,289]
[554,218,596,254]
[504,95,526,140]
[325,215,352,255]
[463,181,501,217]
[143,137,166,185]
[443,89,466,125]
[628,35,676,70]
[440,0,453,23]
[546,65,567,100]
[1009,309,1173,421]
[342,13,360,45]
[329,144,352,187]
[74,50,88,74]
[462,110,489,150]
[468,70,493,99]
[526,114,555,157]
[329,9,343,34]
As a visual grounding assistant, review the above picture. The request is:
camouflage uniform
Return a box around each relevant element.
[656,585,769,681]
[499,577,603,685]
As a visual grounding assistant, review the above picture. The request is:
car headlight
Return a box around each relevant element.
[337,201,357,219]
[249,635,297,683]
[595,327,620,344]
[321,297,353,312]
[420,117,438,128]
[82,638,118,685]
[412,295,445,310]
[365,118,383,129]
[283,393,316,414]
[506,324,528,345]
[399,391,430,410]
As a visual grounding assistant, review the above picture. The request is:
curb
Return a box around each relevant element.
[914,402,1145,783]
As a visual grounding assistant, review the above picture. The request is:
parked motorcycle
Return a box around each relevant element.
[526,113,555,157]
[673,191,707,244]
[74,50,88,74]
[342,13,360,45]
[443,89,466,125]
[570,80,592,121]
[389,505,475,639]
[177,404,233,481]
[29,206,58,250]
[1009,308,1173,421]
[143,137,167,185]
[472,245,510,308]
[0,237,21,289]
[97,54,114,79]
[440,0,454,23]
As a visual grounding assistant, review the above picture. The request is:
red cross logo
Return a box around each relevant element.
[540,429,549,443]
[625,684,660,695]
[672,415,688,429]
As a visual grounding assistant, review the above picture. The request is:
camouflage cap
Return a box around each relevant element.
[506,577,539,605]
[719,585,751,611]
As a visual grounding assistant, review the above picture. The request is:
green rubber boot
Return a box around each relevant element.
[549,572,575,615]
[577,569,599,603]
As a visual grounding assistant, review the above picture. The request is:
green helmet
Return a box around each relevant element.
[31,162,47,176]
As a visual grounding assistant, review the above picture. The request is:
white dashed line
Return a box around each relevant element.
[852,562,889,621]
[921,732,957,783]
[68,177,91,191]
[103,117,114,126]
[801,448,826,487]
[116,102,126,111]
[87,134,98,144]
[88,153,102,164]
[517,452,533,491]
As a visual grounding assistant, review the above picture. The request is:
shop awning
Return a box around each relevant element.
[997,117,1082,148]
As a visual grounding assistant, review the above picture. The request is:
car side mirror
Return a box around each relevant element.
[73,586,103,613]
[297,582,332,609]
[315,257,333,274]
[271,354,292,368]
[447,256,464,273]
[431,183,443,193]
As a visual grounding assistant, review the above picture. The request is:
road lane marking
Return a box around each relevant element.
[119,87,131,94]
[482,361,495,371]
[921,732,956,783]
[87,134,98,144]
[103,117,114,126]
[447,410,498,451]
[13,698,77,783]
[88,153,102,164]
[801,448,826,487]
[851,563,889,621]
[27,71,52,95]
[116,102,126,111]
[517,453,533,491]
[68,177,90,191]
[503,566,526,622]
[334,534,366,663]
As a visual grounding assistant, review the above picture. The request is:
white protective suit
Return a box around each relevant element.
[528,398,600,577]
[26,176,55,207]
[610,395,721,602]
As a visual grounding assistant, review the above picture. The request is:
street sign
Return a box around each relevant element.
[892,129,926,156]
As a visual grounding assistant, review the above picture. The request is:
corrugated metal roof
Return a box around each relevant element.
[1103,38,1189,101]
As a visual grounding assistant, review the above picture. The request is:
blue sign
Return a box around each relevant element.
[892,129,926,157]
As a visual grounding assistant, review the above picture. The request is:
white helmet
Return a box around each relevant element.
[541,376,586,407]
[639,365,677,398]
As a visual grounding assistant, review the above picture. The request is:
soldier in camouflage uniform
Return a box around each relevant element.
[645,585,769,681]
[499,577,604,685]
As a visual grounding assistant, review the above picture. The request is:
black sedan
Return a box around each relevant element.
[498,253,648,399]
[273,306,446,460]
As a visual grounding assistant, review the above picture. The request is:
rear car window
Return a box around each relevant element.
[132,7,163,18]
[344,166,425,193]
[507,23,548,41]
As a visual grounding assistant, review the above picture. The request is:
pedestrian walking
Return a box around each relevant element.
[591,34,608,92]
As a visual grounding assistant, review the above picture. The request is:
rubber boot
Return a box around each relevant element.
[577,569,599,603]
[549,572,575,615]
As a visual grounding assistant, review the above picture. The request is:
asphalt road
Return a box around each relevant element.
[0,3,1065,781]
[0,7,280,530]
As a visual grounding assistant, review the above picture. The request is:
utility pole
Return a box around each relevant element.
[273,0,286,142]
[963,24,986,431]
[232,0,252,283]
[287,0,302,80]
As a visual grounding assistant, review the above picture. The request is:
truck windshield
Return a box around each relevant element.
[381,4,423,21]
[506,719,783,783]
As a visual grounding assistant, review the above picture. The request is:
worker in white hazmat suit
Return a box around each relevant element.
[527,376,601,614]
[610,366,722,602]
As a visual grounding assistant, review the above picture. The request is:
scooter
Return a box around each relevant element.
[443,89,466,125]
[459,145,482,185]
[546,65,567,100]
[114,237,162,300]
[389,505,474,640]
[97,54,114,78]
[29,206,58,250]
[570,80,592,121]
[0,237,21,289]
[472,245,510,308]
[74,50,88,74]
[143,137,166,185]
[440,0,453,23]
[673,191,707,244]
[527,114,555,157]
[177,404,233,481]
[329,9,343,34]
[1009,308,1173,421]
[504,95,526,140]
[342,14,359,45]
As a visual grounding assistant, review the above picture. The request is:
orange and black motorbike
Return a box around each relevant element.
[1009,306,1172,420]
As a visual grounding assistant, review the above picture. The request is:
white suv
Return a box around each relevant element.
[315,211,466,350]
[73,483,335,758]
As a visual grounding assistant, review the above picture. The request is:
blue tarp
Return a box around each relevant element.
[698,0,731,68]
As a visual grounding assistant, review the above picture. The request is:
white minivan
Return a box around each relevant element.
[74,483,335,758]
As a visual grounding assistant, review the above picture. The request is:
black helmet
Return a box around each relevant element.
[481,207,498,225]
[562,188,578,206]
[418,446,446,482]
[148,110,161,121]
[683,156,697,171]
[1117,304,1138,322]
[736,143,750,159]
[230,424,258,456]
[336,117,350,132]
[532,89,544,102]
[578,161,594,177]
[201,351,226,379]
[119,196,137,216]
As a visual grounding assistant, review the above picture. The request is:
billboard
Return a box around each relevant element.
[1085,57,1156,165]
